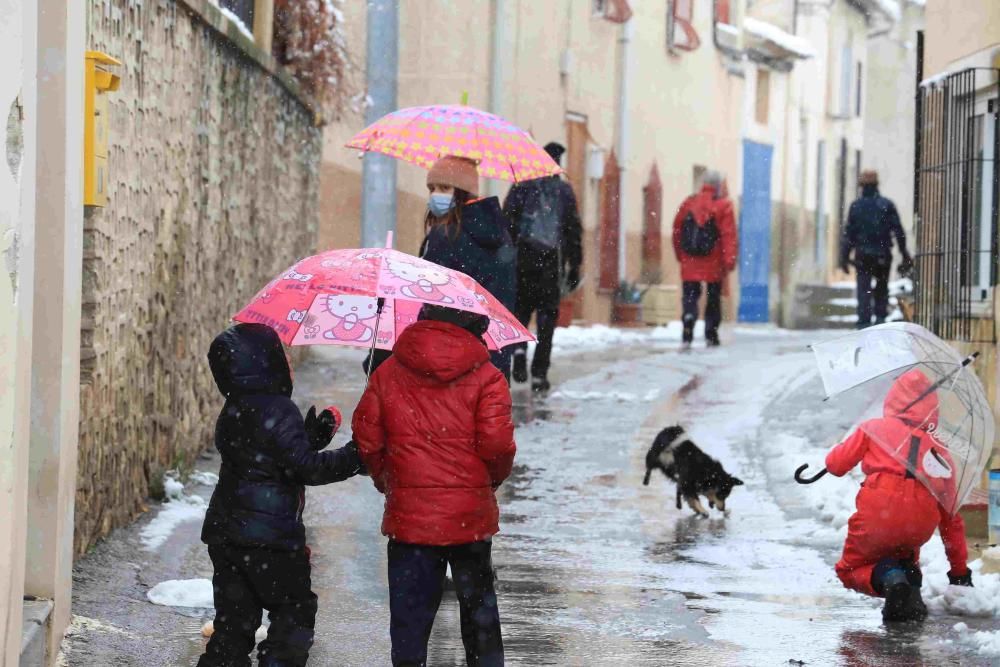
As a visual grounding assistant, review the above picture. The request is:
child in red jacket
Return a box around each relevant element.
[826,369,972,623]
[352,304,516,667]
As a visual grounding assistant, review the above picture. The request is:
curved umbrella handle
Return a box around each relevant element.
[794,464,828,485]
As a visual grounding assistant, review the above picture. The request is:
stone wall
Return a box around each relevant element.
[78,1,321,553]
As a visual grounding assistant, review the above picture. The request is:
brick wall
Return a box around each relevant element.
[77,1,321,553]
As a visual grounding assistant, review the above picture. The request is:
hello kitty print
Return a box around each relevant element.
[233,247,534,350]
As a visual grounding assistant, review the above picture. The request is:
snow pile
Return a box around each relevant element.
[743,17,817,58]
[867,0,902,21]
[189,470,220,487]
[147,579,214,608]
[548,322,705,357]
[953,624,1000,657]
[139,474,208,551]
[219,6,255,41]
[549,388,659,403]
[922,544,1000,617]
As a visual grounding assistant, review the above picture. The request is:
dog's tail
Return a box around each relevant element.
[642,468,652,486]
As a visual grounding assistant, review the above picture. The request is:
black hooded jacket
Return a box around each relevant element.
[420,196,517,312]
[203,323,361,550]
[841,184,909,267]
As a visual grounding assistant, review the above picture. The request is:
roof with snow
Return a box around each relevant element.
[743,17,816,61]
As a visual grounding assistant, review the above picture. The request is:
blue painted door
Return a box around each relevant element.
[738,140,773,322]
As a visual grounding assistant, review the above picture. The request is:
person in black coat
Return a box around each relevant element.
[840,170,913,329]
[503,142,583,392]
[419,155,517,380]
[199,323,363,667]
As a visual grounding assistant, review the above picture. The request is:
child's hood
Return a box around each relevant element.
[884,369,939,427]
[208,323,293,399]
[393,320,490,383]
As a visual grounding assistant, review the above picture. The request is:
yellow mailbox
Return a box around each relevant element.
[84,51,121,207]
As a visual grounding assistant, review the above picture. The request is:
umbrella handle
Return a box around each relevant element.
[363,298,387,390]
[794,464,828,485]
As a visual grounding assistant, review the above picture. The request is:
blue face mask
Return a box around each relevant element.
[428,193,455,217]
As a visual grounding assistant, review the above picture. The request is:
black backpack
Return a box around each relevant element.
[518,180,563,252]
[680,211,719,256]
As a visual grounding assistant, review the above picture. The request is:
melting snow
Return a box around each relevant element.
[147,578,214,608]
[743,17,817,59]
[219,6,255,42]
[139,474,208,551]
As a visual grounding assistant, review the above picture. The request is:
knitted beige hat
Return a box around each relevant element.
[859,169,879,186]
[427,156,480,196]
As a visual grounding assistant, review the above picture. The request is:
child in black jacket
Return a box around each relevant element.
[199,323,362,667]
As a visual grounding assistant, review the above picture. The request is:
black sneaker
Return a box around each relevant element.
[512,350,528,383]
[531,376,550,394]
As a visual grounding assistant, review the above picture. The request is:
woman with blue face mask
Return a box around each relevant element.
[418,155,518,382]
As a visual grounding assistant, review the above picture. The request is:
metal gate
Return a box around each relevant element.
[914,66,1000,342]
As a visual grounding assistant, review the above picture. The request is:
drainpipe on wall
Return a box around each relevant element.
[616,18,634,283]
[487,0,508,199]
[360,0,398,248]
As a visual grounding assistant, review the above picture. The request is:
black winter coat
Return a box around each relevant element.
[841,185,909,267]
[203,323,361,551]
[420,196,517,312]
[503,175,583,284]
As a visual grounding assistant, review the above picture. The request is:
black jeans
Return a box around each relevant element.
[387,540,504,667]
[682,281,722,339]
[514,278,558,380]
[198,545,317,667]
[855,260,891,328]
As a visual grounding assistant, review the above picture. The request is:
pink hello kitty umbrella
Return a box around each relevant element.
[232,248,534,353]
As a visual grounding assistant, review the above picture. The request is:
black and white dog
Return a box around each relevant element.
[642,425,744,517]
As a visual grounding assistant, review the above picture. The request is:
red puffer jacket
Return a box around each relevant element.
[672,185,738,283]
[352,320,516,546]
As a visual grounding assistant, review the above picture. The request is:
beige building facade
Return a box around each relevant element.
[320,1,749,325]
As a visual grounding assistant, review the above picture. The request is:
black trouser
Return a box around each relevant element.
[682,281,722,339]
[514,274,559,380]
[387,540,503,667]
[855,259,891,328]
[198,545,317,667]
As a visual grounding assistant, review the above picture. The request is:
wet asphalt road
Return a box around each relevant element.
[64,330,999,666]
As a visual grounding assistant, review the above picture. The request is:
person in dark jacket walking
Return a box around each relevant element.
[840,170,913,329]
[199,323,364,667]
[672,171,737,347]
[420,155,517,380]
[502,142,583,392]
[353,304,516,667]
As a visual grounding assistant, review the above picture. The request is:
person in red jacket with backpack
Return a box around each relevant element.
[352,304,516,667]
[672,171,737,347]
[825,369,972,623]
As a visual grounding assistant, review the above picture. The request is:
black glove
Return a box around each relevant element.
[948,570,973,587]
[566,265,581,291]
[344,439,369,476]
[304,406,336,451]
[899,255,914,278]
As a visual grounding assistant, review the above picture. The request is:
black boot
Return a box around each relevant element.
[531,376,550,394]
[901,560,928,621]
[706,331,720,347]
[873,560,916,623]
[512,349,528,383]
[682,314,695,346]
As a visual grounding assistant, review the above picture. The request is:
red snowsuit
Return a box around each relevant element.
[826,370,969,596]
[672,184,738,283]
[352,320,516,546]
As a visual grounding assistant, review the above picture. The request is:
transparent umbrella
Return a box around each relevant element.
[799,322,994,516]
